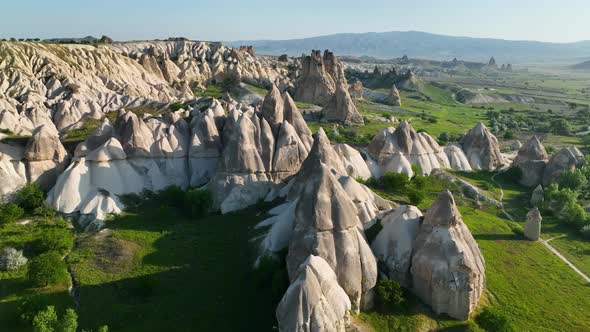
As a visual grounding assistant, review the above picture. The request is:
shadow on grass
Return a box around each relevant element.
[75,205,282,332]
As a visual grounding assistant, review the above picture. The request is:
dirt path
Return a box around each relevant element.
[490,173,590,284]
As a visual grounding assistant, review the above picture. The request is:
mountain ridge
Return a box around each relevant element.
[229,31,590,64]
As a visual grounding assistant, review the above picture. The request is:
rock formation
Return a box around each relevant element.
[410,190,485,320]
[367,121,451,177]
[460,122,504,170]
[286,158,377,311]
[371,205,423,286]
[512,136,549,187]
[294,50,338,105]
[276,255,351,332]
[530,184,544,207]
[321,83,364,124]
[444,144,472,172]
[511,140,523,151]
[542,147,585,186]
[524,207,542,241]
[333,144,372,180]
[23,125,69,190]
[389,84,401,106]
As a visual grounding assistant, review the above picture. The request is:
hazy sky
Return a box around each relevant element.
[1,0,588,43]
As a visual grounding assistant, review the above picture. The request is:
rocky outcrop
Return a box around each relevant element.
[444,144,472,172]
[276,255,351,332]
[530,184,544,207]
[321,83,363,124]
[371,205,423,286]
[410,190,485,320]
[389,84,401,106]
[460,122,504,170]
[294,50,338,105]
[0,142,27,200]
[367,121,451,177]
[333,144,372,180]
[286,157,377,312]
[23,125,69,190]
[512,136,549,187]
[524,207,542,241]
[542,147,585,186]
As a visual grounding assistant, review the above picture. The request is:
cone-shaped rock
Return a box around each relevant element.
[294,50,338,105]
[283,92,313,151]
[24,125,69,189]
[410,190,485,320]
[261,85,284,135]
[276,255,351,332]
[460,122,504,170]
[542,147,585,186]
[321,83,364,125]
[512,136,548,187]
[286,159,377,312]
[389,84,401,106]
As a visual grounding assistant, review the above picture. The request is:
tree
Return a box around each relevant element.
[550,119,572,135]
[32,306,58,332]
[27,252,68,287]
[381,172,409,192]
[558,169,588,191]
[16,184,45,212]
[408,189,426,205]
[60,309,78,332]
[184,188,212,218]
[33,227,73,255]
[375,279,405,308]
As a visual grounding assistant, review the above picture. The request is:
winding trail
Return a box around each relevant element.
[490,173,590,284]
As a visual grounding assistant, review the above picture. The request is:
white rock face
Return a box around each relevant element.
[460,122,504,170]
[276,255,351,332]
[524,208,542,241]
[286,159,377,312]
[334,144,372,180]
[371,205,423,286]
[444,144,472,172]
[0,142,27,200]
[24,125,69,190]
[530,184,544,207]
[367,121,451,176]
[410,190,485,320]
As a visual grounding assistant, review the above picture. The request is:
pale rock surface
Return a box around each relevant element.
[524,207,542,241]
[410,190,485,320]
[23,125,69,190]
[460,122,504,170]
[367,121,450,176]
[294,50,339,105]
[349,80,363,100]
[512,136,549,187]
[286,159,377,312]
[371,205,423,286]
[321,83,364,124]
[276,255,351,332]
[444,144,472,172]
[530,185,544,207]
[389,84,402,106]
[542,147,585,186]
[333,144,372,180]
[0,142,27,200]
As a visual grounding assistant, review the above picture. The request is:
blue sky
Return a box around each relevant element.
[1,0,588,43]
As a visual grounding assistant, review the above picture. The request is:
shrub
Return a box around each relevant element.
[408,189,426,205]
[502,131,514,139]
[558,169,588,191]
[0,203,24,224]
[16,184,45,212]
[169,102,185,112]
[0,247,28,271]
[475,308,515,332]
[33,205,57,218]
[375,279,404,308]
[550,119,572,135]
[381,172,409,192]
[31,306,78,332]
[32,227,73,255]
[27,251,68,287]
[411,175,427,189]
[184,188,212,218]
[158,185,185,209]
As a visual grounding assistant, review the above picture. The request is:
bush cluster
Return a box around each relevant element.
[16,184,46,212]
[120,186,213,218]
[475,308,515,332]
[0,203,24,224]
[375,278,405,309]
[27,251,68,287]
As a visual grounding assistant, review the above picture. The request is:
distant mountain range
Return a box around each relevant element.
[571,60,590,70]
[229,31,590,64]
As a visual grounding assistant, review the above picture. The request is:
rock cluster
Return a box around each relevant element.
[349,80,364,100]
[372,191,485,320]
[542,146,585,186]
[294,50,362,124]
[366,121,454,177]
[530,184,544,207]
[460,122,504,170]
[389,84,401,106]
